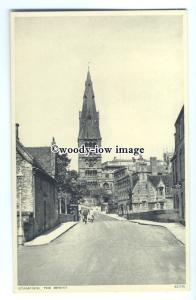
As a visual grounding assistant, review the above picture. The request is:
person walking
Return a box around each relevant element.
[82,209,88,224]
[88,210,95,223]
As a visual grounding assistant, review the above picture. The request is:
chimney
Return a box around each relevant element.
[50,136,56,178]
[138,162,147,181]
[150,157,158,176]
[15,123,19,140]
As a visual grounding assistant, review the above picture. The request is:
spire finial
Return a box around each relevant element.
[51,136,56,145]
[86,63,92,83]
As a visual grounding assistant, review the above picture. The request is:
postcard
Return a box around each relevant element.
[11,10,188,292]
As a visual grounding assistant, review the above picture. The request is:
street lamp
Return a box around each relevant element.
[17,167,24,245]
[71,177,79,221]
[128,188,133,212]
[174,183,182,210]
[58,187,63,214]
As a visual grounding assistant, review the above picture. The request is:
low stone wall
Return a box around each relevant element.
[127,209,179,223]
[59,214,75,223]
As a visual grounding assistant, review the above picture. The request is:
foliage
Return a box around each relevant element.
[55,153,89,204]
[91,187,112,205]
[55,153,71,188]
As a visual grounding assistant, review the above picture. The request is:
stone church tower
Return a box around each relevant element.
[78,69,102,188]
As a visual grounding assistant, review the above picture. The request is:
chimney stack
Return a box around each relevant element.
[16,123,19,140]
[150,157,158,176]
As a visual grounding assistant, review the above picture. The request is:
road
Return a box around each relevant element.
[18,213,185,286]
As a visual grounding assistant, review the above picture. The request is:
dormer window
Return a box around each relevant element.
[159,186,164,196]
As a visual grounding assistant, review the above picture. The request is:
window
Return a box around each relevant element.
[160,203,164,209]
[85,170,97,176]
[159,186,164,196]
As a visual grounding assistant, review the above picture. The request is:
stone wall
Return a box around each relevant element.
[34,172,59,237]
[59,214,75,222]
[127,209,180,223]
[16,151,34,213]
[34,172,58,235]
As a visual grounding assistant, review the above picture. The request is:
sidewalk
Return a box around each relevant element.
[24,222,78,246]
[104,213,127,221]
[129,219,185,245]
[103,213,185,245]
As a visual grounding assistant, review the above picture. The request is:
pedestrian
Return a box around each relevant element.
[88,210,94,223]
[82,209,88,224]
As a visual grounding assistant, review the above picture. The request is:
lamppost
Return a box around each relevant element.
[71,177,79,221]
[17,167,24,245]
[128,188,133,213]
[58,187,63,215]
[175,183,182,216]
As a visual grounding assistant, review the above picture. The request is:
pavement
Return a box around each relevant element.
[24,222,77,246]
[104,213,186,245]
[18,213,185,286]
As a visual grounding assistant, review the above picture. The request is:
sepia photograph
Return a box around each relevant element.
[11,10,188,292]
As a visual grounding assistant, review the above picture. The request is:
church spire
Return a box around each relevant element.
[78,69,101,140]
[86,67,91,82]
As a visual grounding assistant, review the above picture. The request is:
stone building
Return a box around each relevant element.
[101,164,115,196]
[171,106,185,224]
[103,154,172,176]
[78,70,102,191]
[131,159,173,212]
[113,167,133,215]
[132,173,173,212]
[16,124,59,243]
[112,156,173,215]
[102,157,136,172]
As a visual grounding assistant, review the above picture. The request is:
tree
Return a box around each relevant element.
[55,153,71,189]
[91,187,112,205]
[57,164,89,204]
[55,151,89,204]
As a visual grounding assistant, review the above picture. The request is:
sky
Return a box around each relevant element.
[13,11,186,170]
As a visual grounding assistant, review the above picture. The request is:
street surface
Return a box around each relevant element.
[18,213,185,286]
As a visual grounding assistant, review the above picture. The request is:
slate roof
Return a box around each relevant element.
[26,147,53,176]
[16,141,53,179]
[132,174,139,189]
[148,174,173,188]
[131,173,172,191]
[175,105,184,126]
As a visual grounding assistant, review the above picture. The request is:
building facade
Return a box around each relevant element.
[171,106,185,224]
[78,70,102,190]
[16,124,59,243]
[113,167,133,215]
[112,157,173,215]
[132,173,173,212]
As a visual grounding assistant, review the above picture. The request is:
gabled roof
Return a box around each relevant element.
[148,175,172,188]
[16,140,52,179]
[26,147,53,176]
[175,105,184,126]
[132,174,139,189]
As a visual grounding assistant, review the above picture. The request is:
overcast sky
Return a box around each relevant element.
[14,11,186,170]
